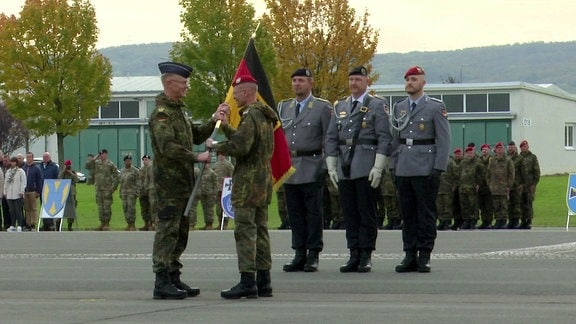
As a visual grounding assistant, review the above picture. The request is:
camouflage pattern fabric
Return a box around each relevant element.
[120,166,140,223]
[508,151,522,220]
[85,158,119,223]
[519,150,540,221]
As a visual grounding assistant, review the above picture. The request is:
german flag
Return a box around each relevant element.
[224,38,294,190]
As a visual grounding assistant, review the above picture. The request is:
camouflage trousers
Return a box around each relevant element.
[121,193,137,223]
[139,194,150,222]
[478,192,494,223]
[459,190,478,221]
[152,197,190,273]
[189,194,215,227]
[508,188,521,220]
[521,190,535,221]
[382,195,400,221]
[492,195,509,221]
[234,206,272,273]
[95,190,114,223]
[436,193,453,221]
[276,188,288,225]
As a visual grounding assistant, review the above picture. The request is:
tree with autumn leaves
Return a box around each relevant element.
[262,0,379,103]
[0,0,112,164]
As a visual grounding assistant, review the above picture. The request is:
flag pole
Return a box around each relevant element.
[183,120,222,217]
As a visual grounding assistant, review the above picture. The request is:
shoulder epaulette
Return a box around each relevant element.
[314,97,330,104]
[429,97,443,103]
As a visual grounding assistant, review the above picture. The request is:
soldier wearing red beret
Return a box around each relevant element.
[486,142,514,229]
[518,140,540,229]
[390,66,451,273]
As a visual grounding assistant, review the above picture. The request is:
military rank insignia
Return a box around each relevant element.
[419,123,425,131]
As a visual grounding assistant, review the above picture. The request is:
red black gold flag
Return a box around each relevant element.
[224,38,294,190]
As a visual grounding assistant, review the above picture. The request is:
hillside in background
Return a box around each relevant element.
[99,41,576,94]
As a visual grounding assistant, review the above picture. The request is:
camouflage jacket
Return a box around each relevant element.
[194,166,218,196]
[149,92,216,198]
[457,156,484,193]
[478,155,491,194]
[519,150,540,188]
[58,169,79,196]
[486,154,514,195]
[438,156,458,194]
[214,101,276,207]
[85,158,119,192]
[508,151,523,186]
[120,166,140,196]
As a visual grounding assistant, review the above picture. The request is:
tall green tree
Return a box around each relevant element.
[174,0,276,119]
[0,0,112,164]
[262,0,379,102]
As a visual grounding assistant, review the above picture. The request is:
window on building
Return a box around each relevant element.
[466,94,487,112]
[100,101,119,118]
[391,96,406,106]
[146,101,155,117]
[565,124,575,148]
[488,93,510,112]
[443,94,463,112]
[120,101,139,118]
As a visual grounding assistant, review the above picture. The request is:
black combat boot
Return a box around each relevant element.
[451,219,463,230]
[153,271,187,300]
[339,249,360,273]
[518,219,532,230]
[417,250,431,273]
[357,249,373,273]
[256,270,273,297]
[506,218,519,229]
[169,270,200,297]
[460,220,471,230]
[395,251,418,273]
[283,249,307,272]
[392,219,403,230]
[437,220,451,231]
[221,272,258,299]
[303,250,319,272]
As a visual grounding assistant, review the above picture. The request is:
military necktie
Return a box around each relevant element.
[410,102,416,112]
[295,103,301,117]
[351,100,359,113]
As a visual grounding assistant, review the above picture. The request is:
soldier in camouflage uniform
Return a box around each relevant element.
[119,155,140,231]
[209,75,276,299]
[518,140,540,229]
[213,152,234,230]
[457,146,484,230]
[436,150,459,230]
[477,144,494,229]
[507,141,523,229]
[138,155,153,231]
[189,163,217,230]
[149,61,228,300]
[486,142,515,229]
[144,159,157,230]
[85,149,119,231]
[450,149,464,230]
[276,185,290,229]
[379,157,401,230]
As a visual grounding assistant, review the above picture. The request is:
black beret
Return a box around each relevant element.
[508,141,516,146]
[123,155,132,161]
[99,149,108,154]
[349,66,368,76]
[291,68,312,78]
[141,154,151,160]
[158,62,193,78]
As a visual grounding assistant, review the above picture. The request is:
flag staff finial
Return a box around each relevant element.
[251,21,261,39]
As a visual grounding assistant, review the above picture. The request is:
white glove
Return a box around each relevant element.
[368,153,386,188]
[326,156,339,188]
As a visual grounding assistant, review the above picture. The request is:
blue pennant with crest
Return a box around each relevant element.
[41,179,71,219]
[566,174,576,213]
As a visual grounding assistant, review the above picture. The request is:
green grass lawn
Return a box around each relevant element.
[72,174,571,230]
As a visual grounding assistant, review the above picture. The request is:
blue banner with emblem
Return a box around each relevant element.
[41,179,71,219]
[221,177,234,219]
[566,174,576,213]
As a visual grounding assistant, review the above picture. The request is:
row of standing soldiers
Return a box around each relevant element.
[437,140,540,230]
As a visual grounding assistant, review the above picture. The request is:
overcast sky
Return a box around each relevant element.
[1,0,574,53]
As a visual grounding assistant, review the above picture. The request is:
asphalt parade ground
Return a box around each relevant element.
[1,228,576,324]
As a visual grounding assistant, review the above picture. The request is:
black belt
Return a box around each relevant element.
[399,138,435,145]
[338,138,378,146]
[290,150,322,157]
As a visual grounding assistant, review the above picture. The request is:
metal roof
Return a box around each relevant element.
[112,76,162,93]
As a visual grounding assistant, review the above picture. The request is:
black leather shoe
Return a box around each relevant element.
[417,251,431,273]
[395,252,418,273]
[283,249,307,272]
[303,250,319,272]
[340,250,360,273]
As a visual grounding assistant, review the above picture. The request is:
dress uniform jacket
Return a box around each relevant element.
[278,96,332,185]
[390,95,451,176]
[325,94,391,179]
